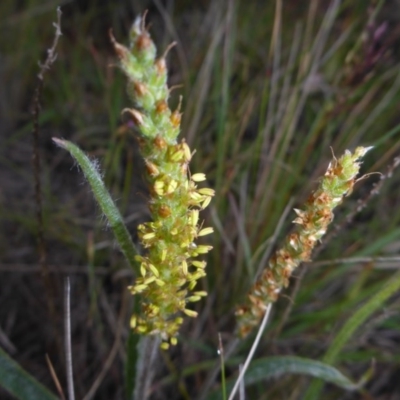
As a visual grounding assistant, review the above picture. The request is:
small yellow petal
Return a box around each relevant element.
[166,180,178,193]
[160,342,170,350]
[144,276,156,285]
[201,196,212,209]
[132,284,147,292]
[142,232,156,240]
[188,281,197,290]
[198,188,215,196]
[190,210,199,227]
[182,141,192,161]
[192,260,206,269]
[190,192,203,201]
[196,245,213,254]
[154,180,165,195]
[181,260,188,275]
[191,173,206,182]
[183,309,198,318]
[198,227,214,236]
[137,325,148,333]
[189,270,206,280]
[170,149,184,161]
[148,263,160,277]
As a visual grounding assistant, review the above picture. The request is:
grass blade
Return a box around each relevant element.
[125,330,139,400]
[0,347,58,400]
[207,355,365,400]
[53,138,138,271]
[304,270,400,400]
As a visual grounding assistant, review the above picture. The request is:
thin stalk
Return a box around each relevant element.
[228,304,272,400]
[218,333,227,400]
[64,278,75,400]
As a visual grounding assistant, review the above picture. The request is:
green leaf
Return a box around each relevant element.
[53,138,138,271]
[206,356,363,400]
[125,328,139,399]
[305,270,400,400]
[0,347,58,400]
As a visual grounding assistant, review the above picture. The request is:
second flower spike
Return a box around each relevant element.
[236,147,372,338]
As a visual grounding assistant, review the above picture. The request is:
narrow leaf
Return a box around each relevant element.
[125,328,139,399]
[53,138,138,271]
[0,347,58,400]
[305,270,400,400]
[206,356,362,400]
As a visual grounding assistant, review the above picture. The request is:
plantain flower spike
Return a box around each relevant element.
[236,146,372,338]
[110,15,214,349]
